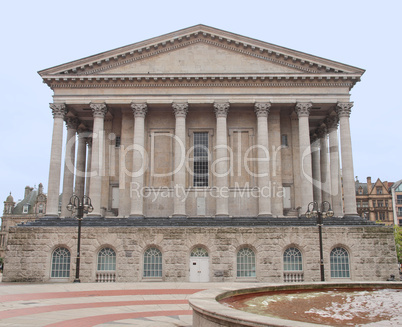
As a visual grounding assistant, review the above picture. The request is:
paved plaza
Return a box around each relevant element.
[0,276,250,326]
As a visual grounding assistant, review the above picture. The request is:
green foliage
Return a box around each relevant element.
[394,226,402,264]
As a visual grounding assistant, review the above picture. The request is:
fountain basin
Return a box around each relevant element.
[189,282,402,327]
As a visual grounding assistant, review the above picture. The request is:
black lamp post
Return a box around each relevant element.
[66,195,93,283]
[305,201,334,282]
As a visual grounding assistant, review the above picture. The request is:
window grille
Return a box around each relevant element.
[190,247,209,257]
[143,248,162,278]
[281,134,288,147]
[51,247,71,278]
[193,132,209,187]
[237,248,256,277]
[96,247,116,282]
[115,136,121,148]
[283,247,303,271]
[97,248,116,271]
[330,247,350,278]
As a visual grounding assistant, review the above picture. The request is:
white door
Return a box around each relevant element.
[112,187,119,209]
[190,257,209,282]
[283,186,291,209]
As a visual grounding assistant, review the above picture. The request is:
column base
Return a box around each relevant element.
[343,214,360,219]
[43,214,60,218]
[170,214,187,219]
[258,213,273,217]
[45,213,59,218]
[87,213,102,218]
[215,214,230,218]
[129,214,144,219]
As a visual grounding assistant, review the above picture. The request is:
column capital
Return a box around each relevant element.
[324,115,339,130]
[90,103,108,118]
[295,102,312,117]
[214,101,230,118]
[254,102,271,117]
[131,102,148,118]
[336,102,353,118]
[50,103,66,119]
[65,117,79,130]
[172,102,188,118]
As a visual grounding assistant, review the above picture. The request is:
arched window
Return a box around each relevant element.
[237,248,256,277]
[51,247,70,278]
[330,247,350,278]
[283,247,303,271]
[97,248,116,271]
[190,247,209,257]
[143,247,162,278]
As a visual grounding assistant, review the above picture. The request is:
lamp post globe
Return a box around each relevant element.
[66,195,93,283]
[305,201,333,282]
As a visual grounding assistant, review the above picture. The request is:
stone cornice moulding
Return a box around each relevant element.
[38,25,365,78]
[42,75,360,90]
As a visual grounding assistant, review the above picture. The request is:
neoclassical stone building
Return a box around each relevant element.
[3,25,398,283]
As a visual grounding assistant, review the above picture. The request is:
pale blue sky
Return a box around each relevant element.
[1,0,401,203]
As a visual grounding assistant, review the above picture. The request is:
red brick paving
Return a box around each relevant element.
[0,299,189,319]
[0,288,203,302]
[44,310,193,327]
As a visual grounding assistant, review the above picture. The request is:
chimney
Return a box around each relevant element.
[38,183,43,195]
[24,186,31,198]
[367,177,372,193]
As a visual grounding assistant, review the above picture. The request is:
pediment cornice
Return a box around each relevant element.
[39,25,364,89]
[42,73,361,89]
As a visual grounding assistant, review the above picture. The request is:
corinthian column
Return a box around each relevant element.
[172,102,188,217]
[61,117,78,217]
[311,136,322,204]
[336,102,358,216]
[254,102,272,216]
[85,138,92,197]
[214,102,230,217]
[326,115,343,216]
[46,103,66,216]
[317,125,331,204]
[295,102,314,214]
[130,103,147,217]
[74,127,87,200]
[88,103,107,216]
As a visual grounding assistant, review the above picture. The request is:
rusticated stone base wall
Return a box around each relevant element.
[3,224,398,283]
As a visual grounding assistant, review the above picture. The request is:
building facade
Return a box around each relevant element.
[391,180,402,226]
[1,184,47,258]
[355,177,394,225]
[2,25,398,283]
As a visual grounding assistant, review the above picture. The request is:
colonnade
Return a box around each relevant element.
[45,101,358,218]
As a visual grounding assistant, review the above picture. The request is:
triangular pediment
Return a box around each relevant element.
[101,41,303,75]
[369,179,390,195]
[39,25,365,80]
